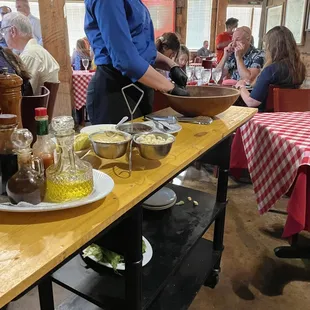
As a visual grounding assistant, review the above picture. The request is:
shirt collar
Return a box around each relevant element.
[23,38,37,51]
[244,45,255,58]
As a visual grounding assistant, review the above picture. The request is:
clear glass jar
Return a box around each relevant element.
[45,116,93,202]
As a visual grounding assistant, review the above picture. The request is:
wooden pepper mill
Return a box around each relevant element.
[0,68,23,128]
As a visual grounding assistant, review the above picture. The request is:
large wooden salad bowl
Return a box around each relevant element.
[160,86,240,117]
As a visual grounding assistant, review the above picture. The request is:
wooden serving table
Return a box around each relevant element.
[0,106,256,310]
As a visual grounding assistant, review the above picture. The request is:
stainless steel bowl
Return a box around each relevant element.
[89,130,132,159]
[134,132,175,160]
[116,122,153,135]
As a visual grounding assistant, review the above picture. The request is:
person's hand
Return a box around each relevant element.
[169,66,188,88]
[234,42,245,58]
[168,84,190,96]
[235,80,247,89]
[224,42,234,58]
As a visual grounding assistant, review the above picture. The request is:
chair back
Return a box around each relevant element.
[273,88,310,112]
[21,86,50,143]
[44,81,60,121]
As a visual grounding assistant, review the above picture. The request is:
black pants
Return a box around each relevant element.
[86,65,154,124]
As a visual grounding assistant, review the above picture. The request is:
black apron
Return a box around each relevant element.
[86,65,154,124]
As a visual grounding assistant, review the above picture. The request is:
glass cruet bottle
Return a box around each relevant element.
[45,116,93,203]
[6,129,46,205]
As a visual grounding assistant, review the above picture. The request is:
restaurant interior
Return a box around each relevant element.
[0,0,310,309]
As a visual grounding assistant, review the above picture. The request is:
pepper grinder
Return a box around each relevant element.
[0,68,23,128]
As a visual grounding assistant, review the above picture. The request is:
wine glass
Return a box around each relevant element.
[82,58,89,71]
[195,66,203,84]
[201,69,211,85]
[212,68,222,84]
[186,66,194,81]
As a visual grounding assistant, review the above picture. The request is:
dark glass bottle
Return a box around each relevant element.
[0,114,18,195]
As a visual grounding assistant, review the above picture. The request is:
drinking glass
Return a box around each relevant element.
[186,66,194,81]
[82,58,90,71]
[201,69,211,85]
[212,68,222,84]
[195,66,203,81]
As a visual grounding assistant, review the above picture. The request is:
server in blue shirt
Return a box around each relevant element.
[84,0,188,124]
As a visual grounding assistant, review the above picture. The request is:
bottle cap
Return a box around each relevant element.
[35,107,47,117]
[0,114,17,125]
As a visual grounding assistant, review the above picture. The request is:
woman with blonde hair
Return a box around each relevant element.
[71,38,93,70]
[236,26,305,111]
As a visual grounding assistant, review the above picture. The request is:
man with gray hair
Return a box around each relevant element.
[2,12,59,95]
[16,0,42,44]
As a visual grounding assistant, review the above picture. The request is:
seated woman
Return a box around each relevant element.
[235,26,305,112]
[71,38,93,70]
[0,46,32,95]
[175,45,189,72]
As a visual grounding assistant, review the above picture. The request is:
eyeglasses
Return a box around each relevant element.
[0,26,11,40]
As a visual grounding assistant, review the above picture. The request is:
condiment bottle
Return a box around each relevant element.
[0,114,18,195]
[45,116,93,203]
[6,129,46,205]
[32,107,56,171]
[0,68,23,128]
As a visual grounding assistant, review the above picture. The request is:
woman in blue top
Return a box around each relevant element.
[235,26,306,112]
[84,0,188,124]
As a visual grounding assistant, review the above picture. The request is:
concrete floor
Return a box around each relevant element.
[6,166,310,310]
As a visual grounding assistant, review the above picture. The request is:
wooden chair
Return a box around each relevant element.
[273,88,310,112]
[44,81,60,122]
[21,86,50,143]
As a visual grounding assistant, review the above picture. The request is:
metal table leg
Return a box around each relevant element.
[38,276,55,310]
[124,206,143,310]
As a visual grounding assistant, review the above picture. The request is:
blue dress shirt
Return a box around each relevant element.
[84,0,157,82]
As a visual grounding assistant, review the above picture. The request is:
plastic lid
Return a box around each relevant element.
[0,114,17,125]
[35,107,47,117]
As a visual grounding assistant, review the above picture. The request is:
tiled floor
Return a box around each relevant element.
[6,166,310,310]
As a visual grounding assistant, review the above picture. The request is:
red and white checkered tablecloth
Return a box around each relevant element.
[240,112,310,215]
[72,70,95,110]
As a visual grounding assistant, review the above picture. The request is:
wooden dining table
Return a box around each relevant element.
[0,106,256,310]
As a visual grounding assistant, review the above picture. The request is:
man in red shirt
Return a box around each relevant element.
[216,17,238,63]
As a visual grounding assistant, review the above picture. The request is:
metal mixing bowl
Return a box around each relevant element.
[116,122,153,135]
[134,132,175,160]
[89,130,132,159]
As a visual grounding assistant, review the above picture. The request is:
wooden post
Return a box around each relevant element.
[38,0,73,118]
[258,0,268,48]
[216,0,229,38]
[176,0,188,44]
[210,0,218,51]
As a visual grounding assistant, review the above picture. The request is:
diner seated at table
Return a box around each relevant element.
[197,40,211,58]
[2,12,60,95]
[175,44,190,72]
[235,26,306,112]
[0,46,32,95]
[216,26,264,84]
[71,38,93,70]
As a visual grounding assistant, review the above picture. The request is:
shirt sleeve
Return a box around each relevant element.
[250,66,275,103]
[249,51,265,70]
[20,54,42,95]
[92,0,151,82]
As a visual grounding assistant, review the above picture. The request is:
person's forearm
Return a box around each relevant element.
[154,52,177,71]
[216,53,228,70]
[240,87,260,107]
[216,41,231,49]
[236,56,252,81]
[139,65,174,92]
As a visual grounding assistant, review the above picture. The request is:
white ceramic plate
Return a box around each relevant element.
[80,124,116,135]
[0,170,114,212]
[143,120,182,135]
[83,236,153,270]
[143,187,177,207]
[143,196,177,211]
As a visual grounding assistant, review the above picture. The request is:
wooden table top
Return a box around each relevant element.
[0,106,256,307]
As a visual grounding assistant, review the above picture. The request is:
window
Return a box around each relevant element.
[186,0,213,50]
[227,5,262,47]
[143,0,175,39]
